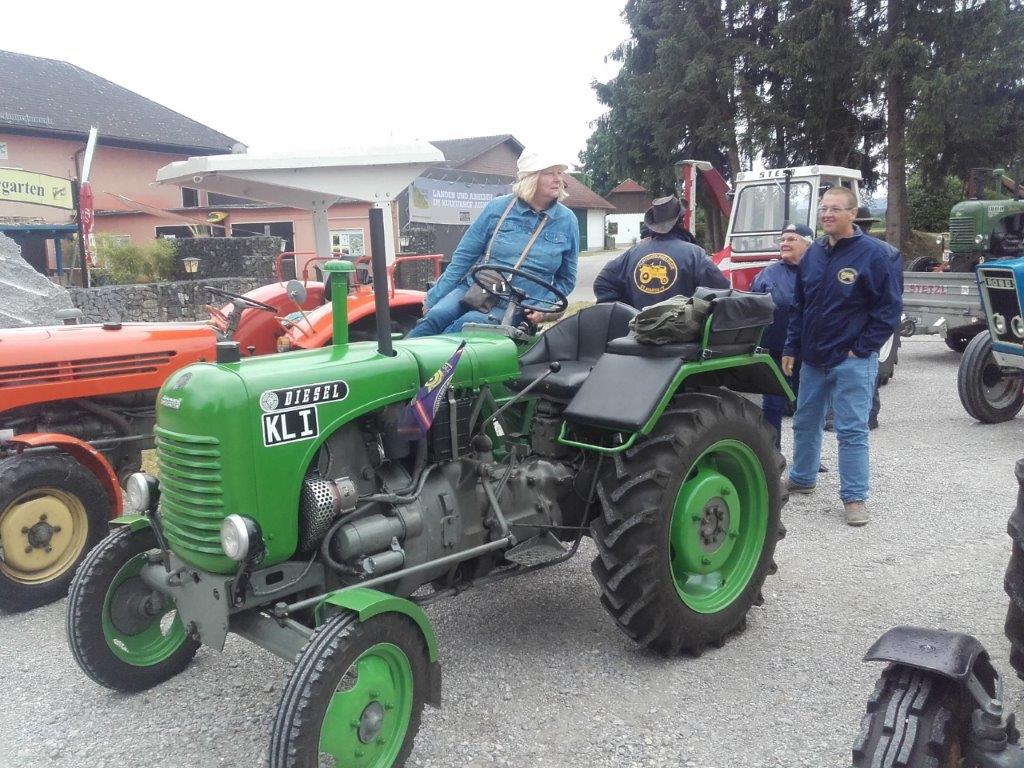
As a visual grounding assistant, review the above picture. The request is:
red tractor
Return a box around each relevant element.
[0,255,435,611]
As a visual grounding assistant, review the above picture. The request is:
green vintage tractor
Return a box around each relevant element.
[66,150,792,767]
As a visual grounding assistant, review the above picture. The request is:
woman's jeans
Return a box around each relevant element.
[407,286,518,337]
[789,352,878,502]
[762,350,798,449]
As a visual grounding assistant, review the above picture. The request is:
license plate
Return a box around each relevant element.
[262,406,319,446]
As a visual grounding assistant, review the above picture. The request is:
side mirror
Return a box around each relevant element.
[286,279,308,306]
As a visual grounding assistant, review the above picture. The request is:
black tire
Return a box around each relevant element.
[877,333,900,386]
[66,526,199,692]
[944,333,970,353]
[1006,466,1024,680]
[852,666,971,768]
[944,326,984,354]
[590,388,786,656]
[0,453,111,612]
[270,611,429,768]
[957,331,1024,423]
[907,256,940,272]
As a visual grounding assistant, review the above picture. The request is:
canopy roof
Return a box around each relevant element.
[155,143,444,209]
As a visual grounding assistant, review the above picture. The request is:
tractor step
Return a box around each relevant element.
[504,532,566,567]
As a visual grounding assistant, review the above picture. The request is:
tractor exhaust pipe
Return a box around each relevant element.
[368,207,395,357]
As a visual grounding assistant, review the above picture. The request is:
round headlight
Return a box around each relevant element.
[220,515,265,563]
[1013,316,1024,339]
[976,234,985,245]
[994,313,1007,334]
[124,473,155,513]
[220,515,251,561]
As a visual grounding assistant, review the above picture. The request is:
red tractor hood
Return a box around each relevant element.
[0,322,217,411]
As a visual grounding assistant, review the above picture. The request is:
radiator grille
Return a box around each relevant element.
[0,351,176,389]
[949,217,977,249]
[155,427,225,557]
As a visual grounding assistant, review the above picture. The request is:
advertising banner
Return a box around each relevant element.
[79,181,96,266]
[408,177,509,226]
[0,168,74,210]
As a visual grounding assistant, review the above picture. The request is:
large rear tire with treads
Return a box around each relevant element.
[590,388,786,656]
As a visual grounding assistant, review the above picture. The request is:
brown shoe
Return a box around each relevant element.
[845,501,868,526]
[784,478,815,494]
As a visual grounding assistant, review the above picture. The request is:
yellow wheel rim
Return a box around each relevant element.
[0,489,89,584]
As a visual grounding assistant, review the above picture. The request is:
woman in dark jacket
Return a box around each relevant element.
[751,223,813,447]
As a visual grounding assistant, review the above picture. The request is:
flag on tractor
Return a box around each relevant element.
[404,341,467,436]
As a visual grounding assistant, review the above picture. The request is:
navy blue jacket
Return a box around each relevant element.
[594,232,729,308]
[783,227,903,369]
[751,260,799,352]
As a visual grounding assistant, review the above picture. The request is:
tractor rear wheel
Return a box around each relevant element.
[591,388,786,656]
[957,331,1024,423]
[0,453,110,611]
[270,612,428,768]
[852,666,971,767]
[66,526,199,692]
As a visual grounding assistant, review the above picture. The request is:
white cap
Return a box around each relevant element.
[517,149,569,177]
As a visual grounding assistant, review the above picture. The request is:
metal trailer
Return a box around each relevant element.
[900,270,988,352]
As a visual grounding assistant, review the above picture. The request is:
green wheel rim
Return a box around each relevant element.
[100,552,188,666]
[319,642,414,767]
[668,439,768,614]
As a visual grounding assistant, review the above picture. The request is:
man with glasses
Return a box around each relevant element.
[780,187,902,526]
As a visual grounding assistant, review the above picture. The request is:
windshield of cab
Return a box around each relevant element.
[730,181,813,254]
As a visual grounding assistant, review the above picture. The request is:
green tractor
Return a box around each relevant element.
[66,149,793,767]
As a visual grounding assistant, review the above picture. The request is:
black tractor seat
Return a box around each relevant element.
[511,302,637,399]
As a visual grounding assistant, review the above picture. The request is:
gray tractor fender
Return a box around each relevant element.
[865,625,1000,705]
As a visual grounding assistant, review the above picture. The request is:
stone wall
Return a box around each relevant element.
[65,236,286,324]
[68,278,264,323]
[169,236,282,281]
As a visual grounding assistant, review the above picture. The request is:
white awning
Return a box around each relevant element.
[155,142,444,209]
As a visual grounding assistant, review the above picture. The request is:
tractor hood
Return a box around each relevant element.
[153,333,519,573]
[0,322,216,411]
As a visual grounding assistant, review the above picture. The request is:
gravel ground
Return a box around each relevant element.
[2,335,1022,768]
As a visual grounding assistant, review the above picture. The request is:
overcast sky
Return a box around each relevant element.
[5,1,629,167]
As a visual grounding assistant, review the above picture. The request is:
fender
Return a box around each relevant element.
[864,625,997,687]
[108,514,151,531]
[321,587,441,706]
[8,433,123,518]
[289,289,425,350]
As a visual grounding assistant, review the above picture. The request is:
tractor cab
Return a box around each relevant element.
[716,165,862,291]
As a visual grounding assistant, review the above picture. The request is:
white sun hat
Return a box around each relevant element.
[517,149,569,177]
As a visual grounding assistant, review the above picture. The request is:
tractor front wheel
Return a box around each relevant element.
[957,331,1024,423]
[852,666,971,767]
[591,389,786,656]
[66,526,199,692]
[0,453,111,612]
[270,612,429,768]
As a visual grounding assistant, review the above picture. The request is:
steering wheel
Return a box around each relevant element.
[468,265,569,315]
[203,286,278,313]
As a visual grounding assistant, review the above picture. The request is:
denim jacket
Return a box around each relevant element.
[425,194,579,309]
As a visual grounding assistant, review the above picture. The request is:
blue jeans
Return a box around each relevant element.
[407,286,519,337]
[789,353,878,502]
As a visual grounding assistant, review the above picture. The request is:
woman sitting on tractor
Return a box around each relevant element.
[407,149,579,336]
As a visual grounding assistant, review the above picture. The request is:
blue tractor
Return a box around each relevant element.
[958,256,1024,422]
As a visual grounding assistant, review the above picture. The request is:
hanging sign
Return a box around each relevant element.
[0,168,75,210]
[408,178,510,226]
